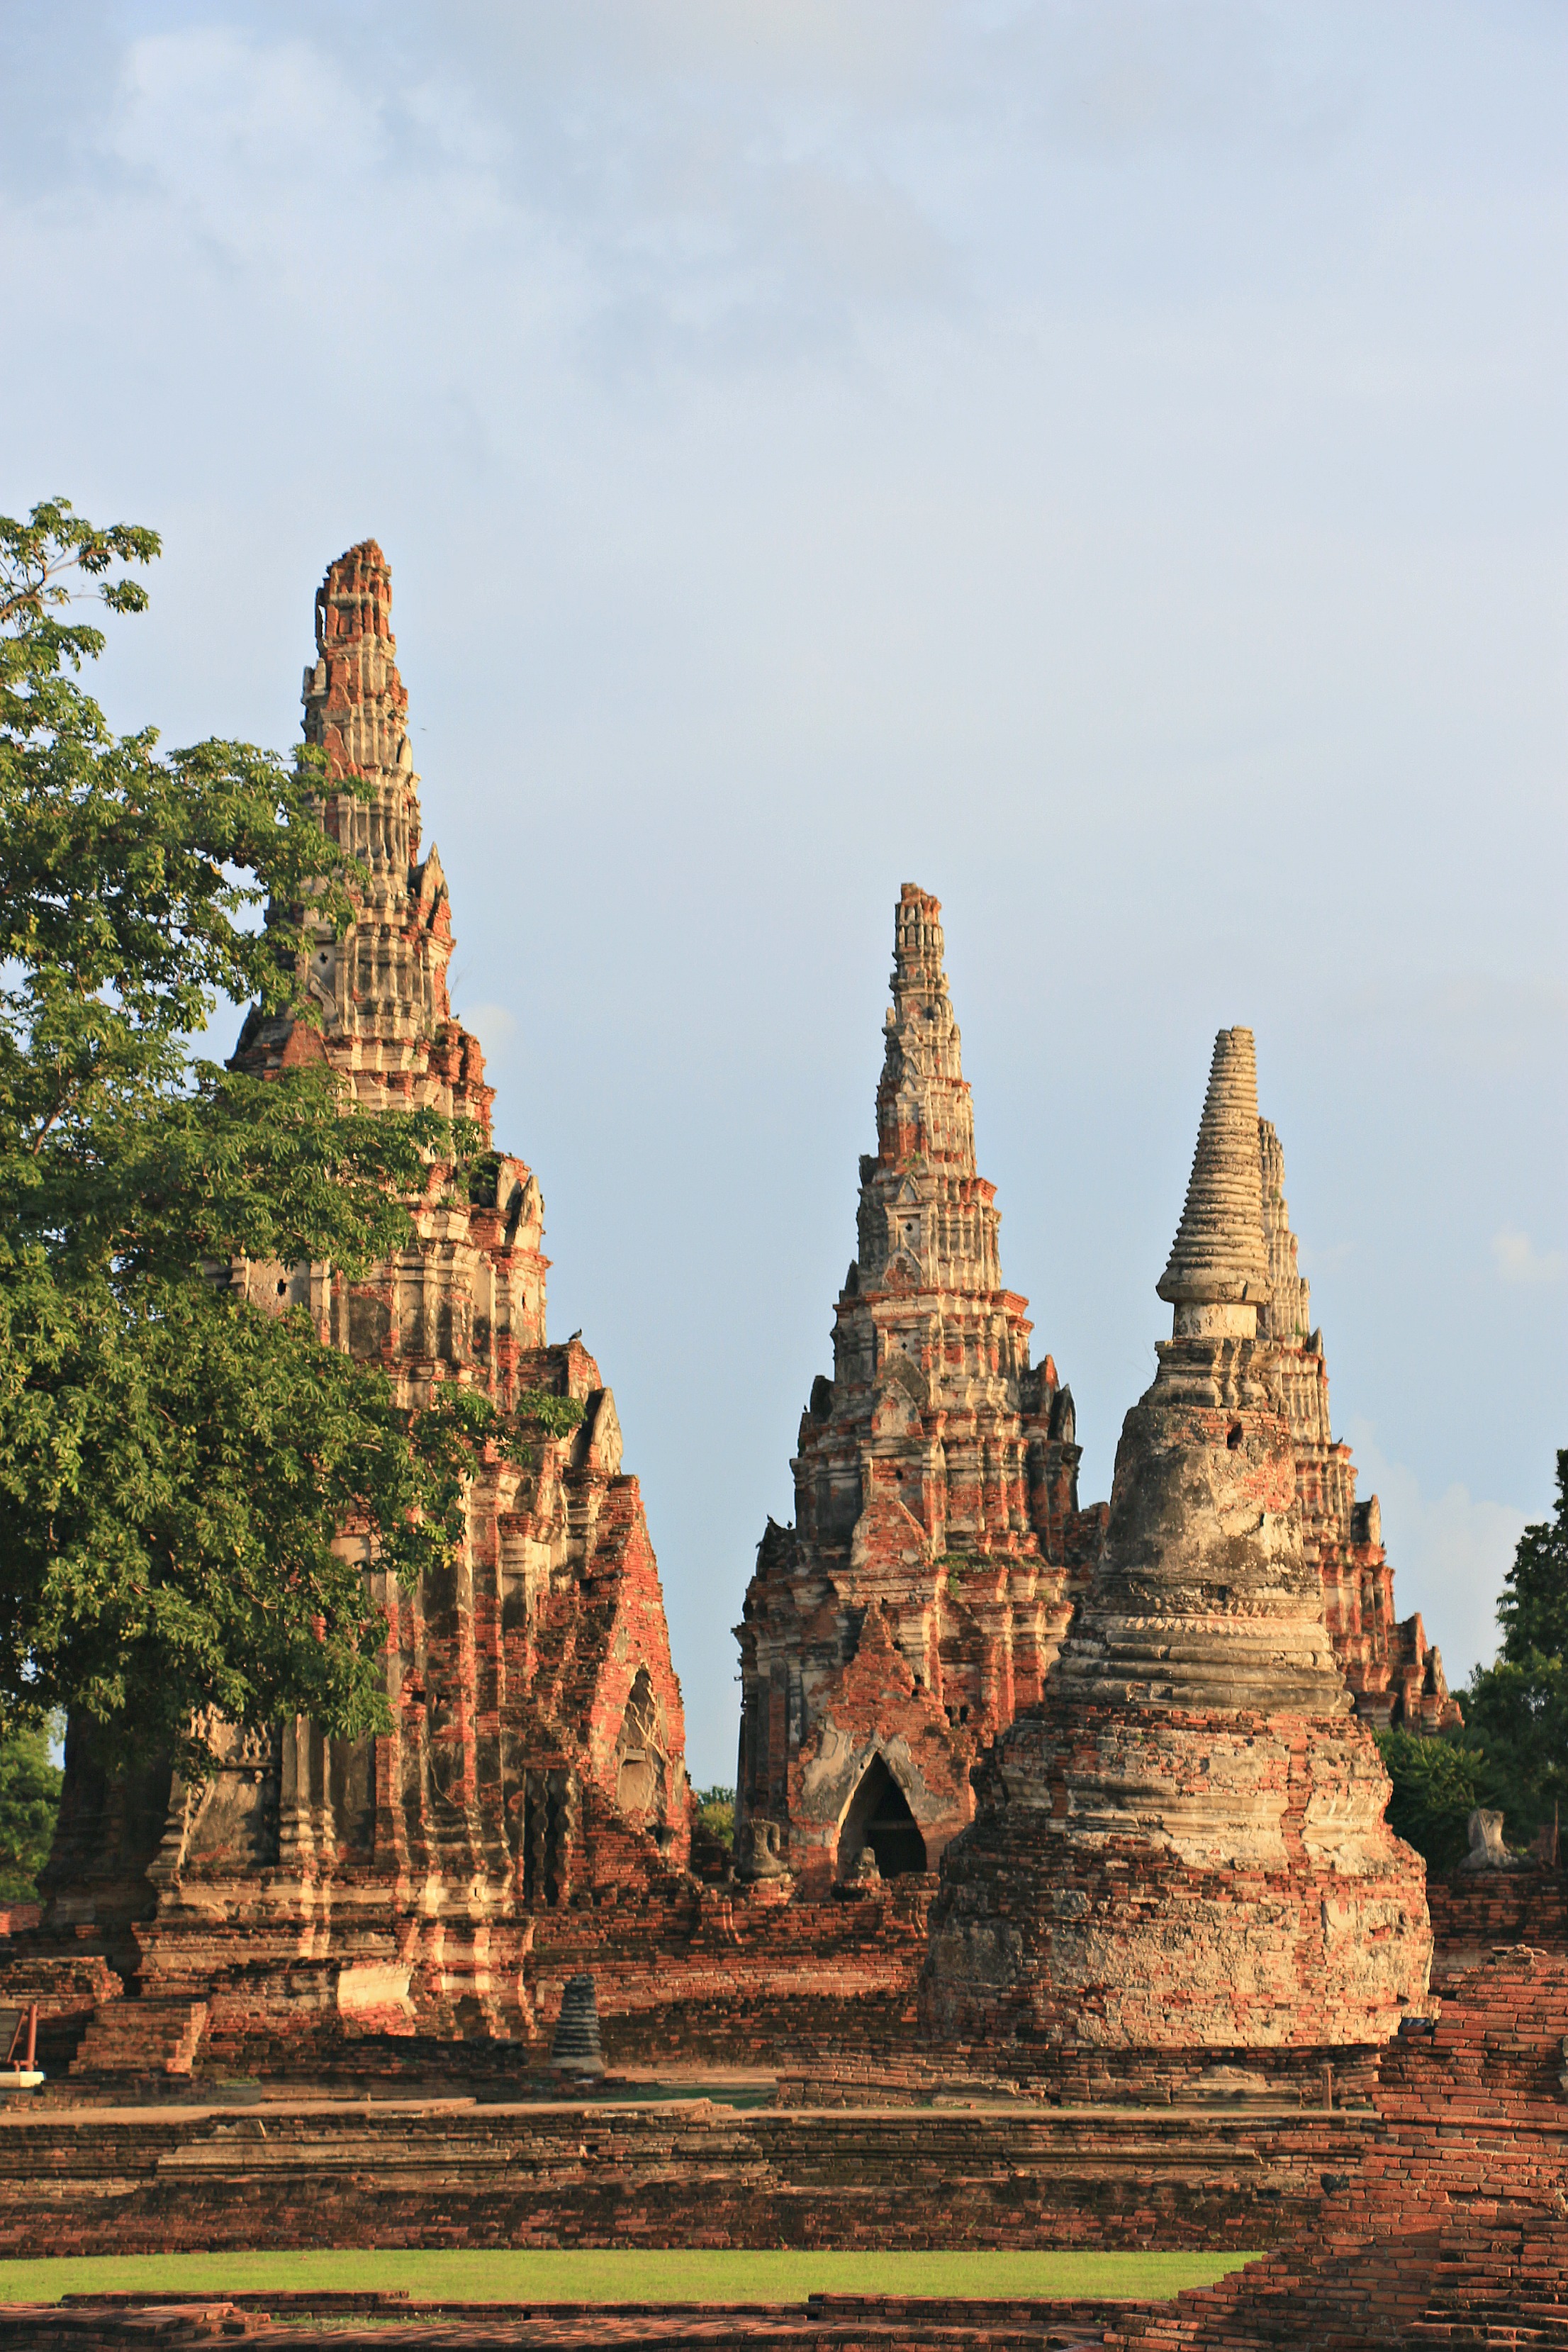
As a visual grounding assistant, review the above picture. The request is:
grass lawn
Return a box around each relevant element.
[0,2249,1262,2307]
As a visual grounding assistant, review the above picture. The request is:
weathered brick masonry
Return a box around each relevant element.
[923,1030,1431,2079]
[1258,1120,1456,1732]
[737,886,1105,1895]
[33,543,691,2050]
[0,2294,1167,2352]
[3,1867,1564,2349]
[0,2085,1374,2256]
[1106,1866,1568,2348]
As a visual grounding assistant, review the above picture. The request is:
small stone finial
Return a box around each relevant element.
[1157,1028,1272,1311]
[549,1973,605,2074]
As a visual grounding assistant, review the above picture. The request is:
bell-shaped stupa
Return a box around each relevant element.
[922,1029,1431,2083]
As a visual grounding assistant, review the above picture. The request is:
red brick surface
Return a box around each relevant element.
[737,888,1103,1898]
[1104,1867,1568,2348]
[26,542,691,2053]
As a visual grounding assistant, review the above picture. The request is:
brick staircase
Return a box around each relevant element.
[69,1998,209,2078]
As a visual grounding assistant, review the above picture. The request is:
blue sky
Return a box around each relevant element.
[5,1,1564,1783]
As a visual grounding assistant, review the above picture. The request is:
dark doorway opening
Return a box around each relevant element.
[837,1754,926,1879]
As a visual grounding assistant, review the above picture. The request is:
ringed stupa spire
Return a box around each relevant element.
[1157,1026,1271,1313]
[923,1024,1431,2082]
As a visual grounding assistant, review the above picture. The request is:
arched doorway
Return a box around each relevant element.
[837,1754,926,1879]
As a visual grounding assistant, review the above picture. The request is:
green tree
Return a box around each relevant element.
[0,497,524,1774]
[1461,1450,1568,1851]
[1373,1725,1494,1872]
[0,1718,64,1903]
[695,1785,735,1852]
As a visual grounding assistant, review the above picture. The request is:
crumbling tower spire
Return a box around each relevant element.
[233,540,489,1136]
[734,885,1105,1894]
[1258,1114,1457,1729]
[924,1026,1431,2081]
[44,542,693,2043]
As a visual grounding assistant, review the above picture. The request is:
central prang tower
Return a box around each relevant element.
[735,885,1105,1895]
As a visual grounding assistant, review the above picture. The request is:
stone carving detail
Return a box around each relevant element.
[1258,1118,1459,1730]
[922,1026,1432,2063]
[41,543,690,2034]
[736,885,1106,1894]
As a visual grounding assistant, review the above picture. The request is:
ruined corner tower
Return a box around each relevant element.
[922,1028,1431,2083]
[734,885,1106,1896]
[1258,1119,1457,1729]
[42,543,690,2048]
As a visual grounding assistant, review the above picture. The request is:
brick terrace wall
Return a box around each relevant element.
[0,1954,118,2077]
[1428,1860,1568,1967]
[1104,1868,1568,2348]
[0,2096,1374,2258]
[0,2295,1168,2351]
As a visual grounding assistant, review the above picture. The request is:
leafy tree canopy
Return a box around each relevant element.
[1377,1452,1568,1866]
[1460,1448,1568,1852]
[694,1785,735,1853]
[1373,1725,1492,1873]
[0,1718,63,1903]
[0,498,534,1774]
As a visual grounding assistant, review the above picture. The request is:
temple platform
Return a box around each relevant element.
[0,2083,1364,2256]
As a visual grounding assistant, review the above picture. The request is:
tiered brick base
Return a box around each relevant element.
[0,2090,1365,2255]
[1107,1869,1568,2349]
[3,1870,1565,2343]
[0,2296,1160,2351]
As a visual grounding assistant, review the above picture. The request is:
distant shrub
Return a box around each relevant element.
[1373,1727,1494,1872]
[695,1785,734,1851]
[0,1718,64,1902]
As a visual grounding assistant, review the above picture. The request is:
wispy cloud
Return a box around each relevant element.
[1492,1227,1567,1286]
[457,1002,518,1064]
[1348,1419,1528,1686]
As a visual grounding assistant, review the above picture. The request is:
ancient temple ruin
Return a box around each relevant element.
[40,542,690,2050]
[735,885,1104,1895]
[1258,1117,1458,1728]
[923,1027,1431,2076]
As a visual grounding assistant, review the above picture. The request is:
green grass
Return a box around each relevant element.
[0,2249,1261,2307]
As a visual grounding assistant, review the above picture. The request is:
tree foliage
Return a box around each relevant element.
[1374,1452,1568,1866]
[0,1718,64,1903]
[694,1785,735,1852]
[0,498,534,1772]
[1460,1449,1568,1851]
[1373,1725,1494,1873]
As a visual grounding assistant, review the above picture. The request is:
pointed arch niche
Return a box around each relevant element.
[612,1666,668,1822]
[836,1754,926,1879]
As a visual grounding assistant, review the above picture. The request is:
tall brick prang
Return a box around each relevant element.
[736,885,1104,1895]
[922,1026,1432,2071]
[40,543,690,2049]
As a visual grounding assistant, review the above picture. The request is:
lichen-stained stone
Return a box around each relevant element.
[922,1027,1431,2066]
[736,885,1106,1897]
[1258,1116,1459,1730]
[40,544,690,2044]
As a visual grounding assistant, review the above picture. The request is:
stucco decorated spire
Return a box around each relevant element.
[735,882,1104,1892]
[232,542,484,1131]
[1258,1113,1460,1731]
[1157,1026,1271,1316]
[874,883,978,1175]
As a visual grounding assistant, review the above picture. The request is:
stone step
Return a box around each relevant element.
[69,2000,210,2078]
